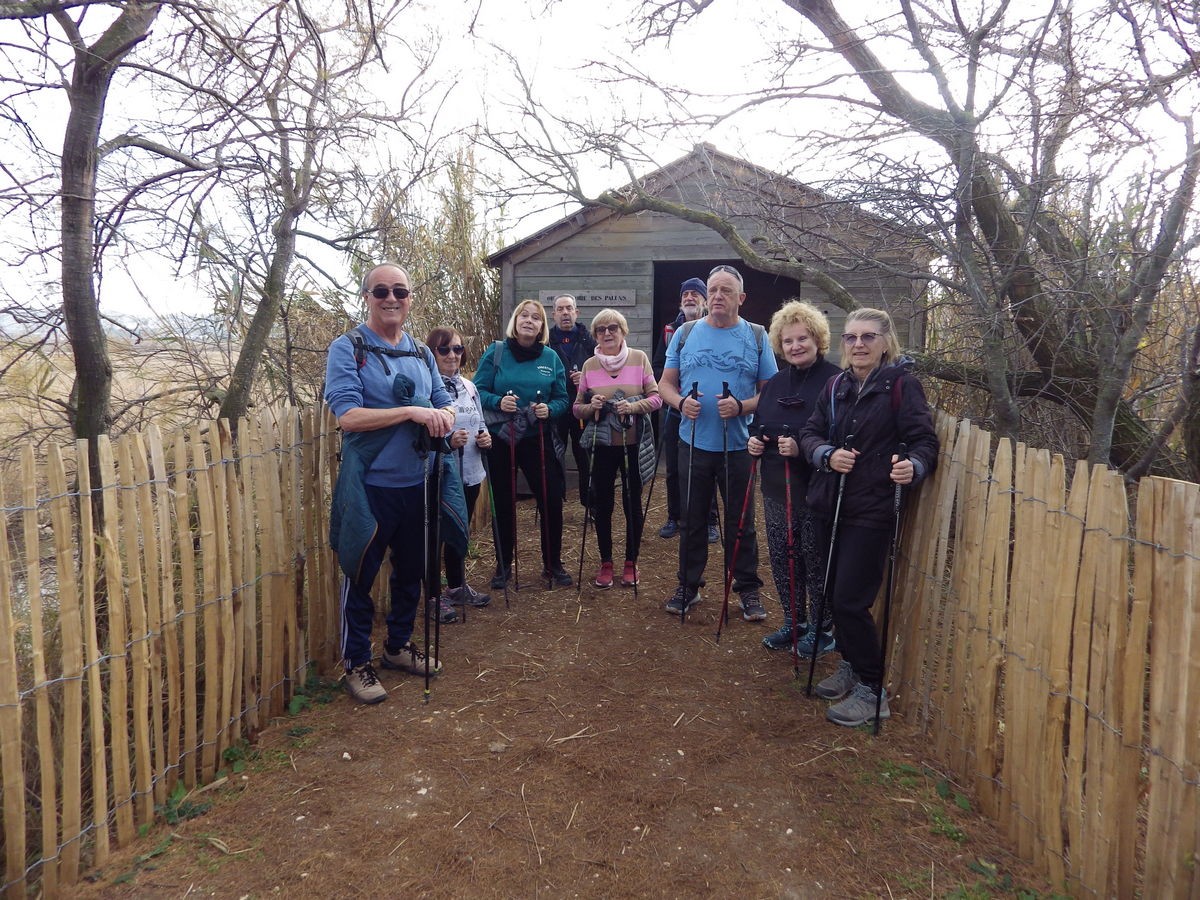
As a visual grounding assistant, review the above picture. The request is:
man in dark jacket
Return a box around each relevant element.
[549,294,596,506]
[653,278,718,542]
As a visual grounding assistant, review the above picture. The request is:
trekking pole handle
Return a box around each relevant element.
[896,442,908,459]
[721,381,731,397]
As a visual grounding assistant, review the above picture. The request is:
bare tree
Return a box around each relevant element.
[479,0,1200,476]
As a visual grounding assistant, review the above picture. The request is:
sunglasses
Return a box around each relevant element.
[436,345,465,356]
[369,285,411,300]
[709,264,742,280]
[842,332,880,345]
[594,323,621,335]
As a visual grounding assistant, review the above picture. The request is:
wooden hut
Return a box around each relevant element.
[486,143,935,363]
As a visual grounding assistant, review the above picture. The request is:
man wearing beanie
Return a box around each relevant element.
[653,278,718,542]
[549,294,596,506]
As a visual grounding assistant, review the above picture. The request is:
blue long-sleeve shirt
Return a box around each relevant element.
[324,325,452,488]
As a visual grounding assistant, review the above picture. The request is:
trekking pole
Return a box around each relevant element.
[806,433,855,696]
[535,390,552,589]
[612,399,638,601]
[716,425,763,643]
[506,390,520,592]
[679,381,699,625]
[575,400,600,604]
[478,429,509,609]
[634,405,665,589]
[429,439,445,699]
[875,443,907,735]
[718,381,731,547]
[417,436,435,704]
[780,426,801,679]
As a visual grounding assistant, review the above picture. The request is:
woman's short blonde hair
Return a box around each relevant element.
[590,308,628,338]
[505,299,550,343]
[768,300,831,357]
[845,307,902,364]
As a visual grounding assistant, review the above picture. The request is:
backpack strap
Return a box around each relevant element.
[347,325,433,372]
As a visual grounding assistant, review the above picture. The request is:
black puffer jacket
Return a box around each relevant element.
[751,357,841,504]
[799,357,939,529]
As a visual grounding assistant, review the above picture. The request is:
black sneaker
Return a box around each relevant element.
[543,566,573,587]
[663,586,701,615]
[762,624,796,651]
[490,567,510,590]
[739,590,767,622]
[658,519,679,539]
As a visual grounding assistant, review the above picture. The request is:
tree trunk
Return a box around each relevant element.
[57,3,162,446]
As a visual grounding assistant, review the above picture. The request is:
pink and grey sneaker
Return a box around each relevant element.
[620,560,639,587]
[592,561,614,589]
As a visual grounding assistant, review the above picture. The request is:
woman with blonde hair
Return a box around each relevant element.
[572,309,662,588]
[748,300,841,654]
[475,300,571,588]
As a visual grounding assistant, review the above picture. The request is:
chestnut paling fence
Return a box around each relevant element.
[0,407,1197,897]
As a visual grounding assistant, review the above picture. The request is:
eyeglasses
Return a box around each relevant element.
[594,323,621,335]
[436,345,465,356]
[369,285,411,301]
[842,332,880,346]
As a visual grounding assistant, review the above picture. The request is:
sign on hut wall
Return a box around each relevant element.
[539,290,636,307]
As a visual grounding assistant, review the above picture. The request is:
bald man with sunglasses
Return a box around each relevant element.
[325,262,457,705]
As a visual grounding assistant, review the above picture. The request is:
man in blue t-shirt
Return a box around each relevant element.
[325,262,455,704]
[658,264,778,621]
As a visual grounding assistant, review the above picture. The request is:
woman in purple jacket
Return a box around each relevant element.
[799,308,939,728]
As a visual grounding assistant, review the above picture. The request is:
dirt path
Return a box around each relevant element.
[76,500,1053,898]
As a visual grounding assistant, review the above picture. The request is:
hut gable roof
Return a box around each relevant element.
[487,143,933,268]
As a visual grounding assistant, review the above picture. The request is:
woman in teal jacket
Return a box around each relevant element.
[475,299,571,588]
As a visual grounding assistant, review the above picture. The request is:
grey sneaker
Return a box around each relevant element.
[739,591,767,622]
[663,586,701,615]
[448,584,491,607]
[344,663,386,704]
[435,596,459,623]
[380,642,442,676]
[826,682,891,727]
[815,660,859,701]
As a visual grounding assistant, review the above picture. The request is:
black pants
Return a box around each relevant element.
[588,444,643,563]
[556,412,590,506]
[487,433,565,573]
[809,518,889,685]
[676,445,761,593]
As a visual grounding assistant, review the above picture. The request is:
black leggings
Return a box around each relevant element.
[487,432,565,571]
[587,444,643,563]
